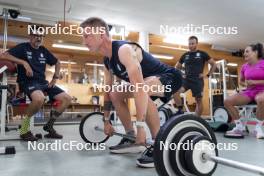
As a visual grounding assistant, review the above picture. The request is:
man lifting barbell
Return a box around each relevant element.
[0,26,72,141]
[80,17,182,167]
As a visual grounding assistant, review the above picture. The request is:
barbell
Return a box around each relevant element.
[79,112,264,176]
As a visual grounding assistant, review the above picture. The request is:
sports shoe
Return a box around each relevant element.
[224,126,245,138]
[253,127,264,139]
[20,131,38,141]
[136,145,154,168]
[43,126,63,139]
[109,138,145,154]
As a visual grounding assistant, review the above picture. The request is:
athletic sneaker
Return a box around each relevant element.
[109,138,145,154]
[136,145,154,168]
[43,126,63,139]
[224,126,244,138]
[20,131,38,141]
[253,127,264,139]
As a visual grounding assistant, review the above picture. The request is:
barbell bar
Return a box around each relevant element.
[184,135,264,176]
[204,152,264,175]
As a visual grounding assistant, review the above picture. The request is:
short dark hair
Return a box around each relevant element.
[188,36,198,43]
[80,17,109,36]
[249,43,263,59]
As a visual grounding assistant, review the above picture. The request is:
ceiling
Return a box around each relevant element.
[0,0,263,50]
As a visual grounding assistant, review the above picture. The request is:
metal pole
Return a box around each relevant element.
[0,71,7,137]
[221,60,227,100]
[3,8,8,51]
[204,154,264,176]
[208,63,213,117]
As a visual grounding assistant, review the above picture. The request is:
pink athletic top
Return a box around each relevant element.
[241,59,264,90]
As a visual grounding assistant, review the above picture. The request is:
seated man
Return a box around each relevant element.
[80,17,182,168]
[224,43,264,139]
[0,27,72,141]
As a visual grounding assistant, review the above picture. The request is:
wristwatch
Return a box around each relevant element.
[206,74,210,78]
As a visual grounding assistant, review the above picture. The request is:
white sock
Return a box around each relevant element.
[235,119,244,130]
[256,120,264,130]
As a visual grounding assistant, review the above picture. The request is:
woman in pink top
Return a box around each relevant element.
[224,43,264,139]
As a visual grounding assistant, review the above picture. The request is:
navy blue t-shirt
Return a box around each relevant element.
[104,41,175,82]
[179,50,210,78]
[8,43,57,83]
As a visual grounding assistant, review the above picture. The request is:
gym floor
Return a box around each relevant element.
[1,125,263,176]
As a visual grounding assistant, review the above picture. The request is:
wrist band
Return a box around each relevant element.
[103,117,110,122]
[136,121,145,128]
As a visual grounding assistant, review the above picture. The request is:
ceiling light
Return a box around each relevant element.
[85,63,104,67]
[52,43,89,51]
[17,16,31,21]
[151,54,174,60]
[227,63,238,67]
[60,61,77,64]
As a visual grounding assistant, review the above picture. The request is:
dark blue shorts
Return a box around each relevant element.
[19,80,64,101]
[183,77,204,98]
[159,69,183,98]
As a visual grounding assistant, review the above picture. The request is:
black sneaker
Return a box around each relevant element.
[20,131,38,141]
[43,126,63,139]
[136,145,154,168]
[109,138,145,154]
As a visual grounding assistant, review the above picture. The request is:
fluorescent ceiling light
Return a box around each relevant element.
[227,63,238,67]
[60,61,77,65]
[85,63,104,67]
[17,16,32,21]
[151,53,174,60]
[52,43,89,51]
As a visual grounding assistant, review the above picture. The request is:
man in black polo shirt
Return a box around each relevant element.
[0,27,72,141]
[173,36,216,116]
